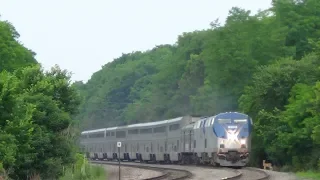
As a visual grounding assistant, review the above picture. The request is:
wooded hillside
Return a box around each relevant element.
[75,0,320,170]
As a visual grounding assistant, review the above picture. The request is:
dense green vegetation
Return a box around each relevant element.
[0,19,95,179]
[76,0,320,171]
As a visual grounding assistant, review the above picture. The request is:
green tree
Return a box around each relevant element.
[0,65,81,179]
[239,53,320,168]
[0,19,37,72]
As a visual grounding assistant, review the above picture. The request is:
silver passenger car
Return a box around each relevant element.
[80,116,196,162]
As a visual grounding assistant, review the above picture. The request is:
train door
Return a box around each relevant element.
[183,131,186,152]
[189,130,192,152]
[151,142,153,153]
[177,140,179,152]
[165,140,167,152]
[137,142,139,152]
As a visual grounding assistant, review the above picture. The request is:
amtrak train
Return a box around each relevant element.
[79,112,253,167]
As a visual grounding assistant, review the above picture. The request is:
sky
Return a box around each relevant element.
[0,0,272,82]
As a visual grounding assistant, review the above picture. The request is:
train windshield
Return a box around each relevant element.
[216,119,247,124]
[234,119,247,124]
[217,119,231,124]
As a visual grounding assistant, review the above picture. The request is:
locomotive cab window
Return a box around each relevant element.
[217,119,231,124]
[234,119,247,124]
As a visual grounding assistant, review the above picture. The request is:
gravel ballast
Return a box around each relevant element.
[102,164,163,180]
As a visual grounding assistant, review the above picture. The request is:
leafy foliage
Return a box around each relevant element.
[0,19,82,179]
[76,0,320,171]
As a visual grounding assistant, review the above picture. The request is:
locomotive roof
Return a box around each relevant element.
[216,112,248,116]
[127,116,183,128]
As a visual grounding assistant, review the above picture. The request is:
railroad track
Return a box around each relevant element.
[184,163,269,180]
[91,160,269,180]
[91,160,192,179]
[237,167,269,180]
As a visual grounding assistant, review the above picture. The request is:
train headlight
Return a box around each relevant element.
[227,131,237,141]
[240,139,246,145]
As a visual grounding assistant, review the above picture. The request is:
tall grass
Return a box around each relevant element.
[296,171,320,180]
[59,153,107,180]
[0,155,106,180]
[0,163,10,180]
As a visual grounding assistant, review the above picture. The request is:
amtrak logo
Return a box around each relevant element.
[228,125,238,129]
[222,124,245,142]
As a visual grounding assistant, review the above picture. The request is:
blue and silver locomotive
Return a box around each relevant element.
[213,112,252,166]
